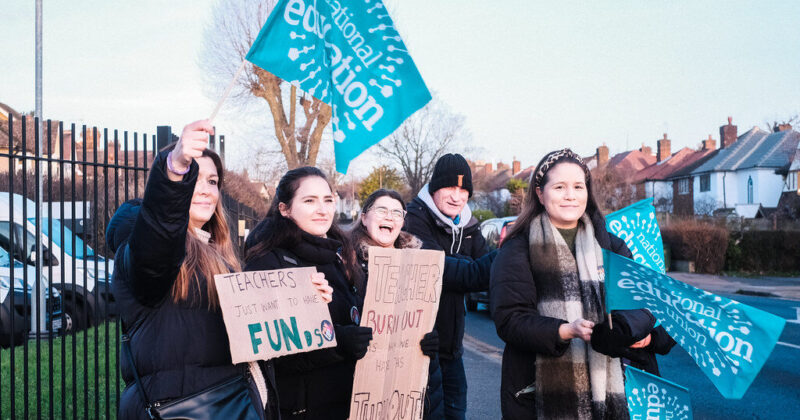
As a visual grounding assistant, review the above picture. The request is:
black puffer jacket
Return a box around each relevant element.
[491,221,668,419]
[244,218,363,420]
[112,151,276,420]
[403,197,489,359]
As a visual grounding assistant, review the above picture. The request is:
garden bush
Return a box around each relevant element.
[725,230,800,273]
[662,220,728,274]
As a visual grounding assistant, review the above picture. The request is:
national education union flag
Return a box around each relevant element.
[606,198,666,273]
[246,0,432,173]
[603,250,786,399]
[625,366,693,420]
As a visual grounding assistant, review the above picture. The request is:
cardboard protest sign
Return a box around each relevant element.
[604,250,786,399]
[606,198,666,273]
[349,247,444,420]
[625,366,693,420]
[246,0,431,173]
[214,267,337,364]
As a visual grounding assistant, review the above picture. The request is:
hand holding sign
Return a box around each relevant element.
[214,267,338,364]
[310,272,333,303]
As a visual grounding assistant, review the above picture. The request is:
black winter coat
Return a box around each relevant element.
[403,197,490,359]
[490,222,632,420]
[113,151,277,420]
[244,219,364,420]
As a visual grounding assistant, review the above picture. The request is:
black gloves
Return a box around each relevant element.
[334,325,373,360]
[591,309,656,358]
[419,330,439,357]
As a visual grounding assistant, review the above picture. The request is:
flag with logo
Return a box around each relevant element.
[603,250,785,399]
[625,366,692,420]
[246,0,432,173]
[606,198,665,273]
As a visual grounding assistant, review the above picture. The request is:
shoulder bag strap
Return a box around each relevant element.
[121,318,158,419]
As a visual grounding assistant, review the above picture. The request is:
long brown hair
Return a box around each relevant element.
[162,143,240,308]
[245,166,362,290]
[506,148,602,242]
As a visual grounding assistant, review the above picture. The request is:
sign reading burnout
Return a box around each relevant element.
[247,0,432,173]
[349,247,444,420]
[214,267,337,364]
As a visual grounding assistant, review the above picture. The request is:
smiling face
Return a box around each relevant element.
[535,162,588,229]
[432,186,469,219]
[361,196,405,248]
[279,176,336,237]
[188,156,220,230]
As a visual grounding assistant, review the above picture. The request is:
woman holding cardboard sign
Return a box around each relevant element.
[110,120,332,420]
[244,166,371,420]
[350,188,499,420]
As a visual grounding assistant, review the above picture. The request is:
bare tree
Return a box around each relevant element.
[200,0,331,169]
[377,97,469,196]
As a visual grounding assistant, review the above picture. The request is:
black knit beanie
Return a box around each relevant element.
[428,153,473,197]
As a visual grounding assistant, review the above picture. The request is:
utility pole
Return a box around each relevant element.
[33,0,46,335]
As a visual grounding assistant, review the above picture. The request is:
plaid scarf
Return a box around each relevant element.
[528,213,628,420]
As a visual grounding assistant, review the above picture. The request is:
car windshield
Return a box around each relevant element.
[0,247,10,267]
[30,218,94,258]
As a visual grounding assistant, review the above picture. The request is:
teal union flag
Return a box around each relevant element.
[606,198,666,273]
[625,366,692,420]
[246,0,432,173]
[603,250,786,399]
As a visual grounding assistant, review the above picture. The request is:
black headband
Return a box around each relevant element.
[531,148,590,188]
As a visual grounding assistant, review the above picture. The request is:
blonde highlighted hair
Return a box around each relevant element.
[162,144,241,308]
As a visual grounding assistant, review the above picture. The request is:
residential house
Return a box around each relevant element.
[635,134,717,212]
[667,118,800,216]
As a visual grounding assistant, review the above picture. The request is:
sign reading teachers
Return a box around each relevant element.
[349,247,444,420]
[604,250,786,399]
[625,366,693,420]
[247,0,432,173]
[214,267,337,364]
[606,198,666,273]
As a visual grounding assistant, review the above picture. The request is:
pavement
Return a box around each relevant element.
[670,272,800,301]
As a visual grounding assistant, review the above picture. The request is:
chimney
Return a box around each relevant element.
[702,134,716,151]
[512,157,521,175]
[497,161,509,172]
[596,144,609,166]
[775,123,793,132]
[639,143,652,156]
[656,133,671,162]
[720,116,737,148]
[484,162,493,174]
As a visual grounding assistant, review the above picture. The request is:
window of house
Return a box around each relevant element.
[700,174,710,192]
[747,176,754,204]
[678,178,690,195]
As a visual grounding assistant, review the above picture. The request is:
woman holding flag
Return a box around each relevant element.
[110,120,333,419]
[489,148,636,419]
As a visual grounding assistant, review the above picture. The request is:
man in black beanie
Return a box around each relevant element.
[403,153,490,420]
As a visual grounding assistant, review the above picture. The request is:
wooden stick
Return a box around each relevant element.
[209,60,247,124]
[608,312,613,330]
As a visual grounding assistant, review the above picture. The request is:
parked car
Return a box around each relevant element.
[466,216,518,312]
[0,247,68,347]
[0,193,115,331]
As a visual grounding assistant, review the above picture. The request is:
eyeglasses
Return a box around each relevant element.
[370,206,406,220]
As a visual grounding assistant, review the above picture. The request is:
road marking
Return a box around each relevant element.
[787,307,800,325]
[463,334,502,364]
[777,341,800,350]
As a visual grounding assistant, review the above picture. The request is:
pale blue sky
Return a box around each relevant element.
[3,1,799,174]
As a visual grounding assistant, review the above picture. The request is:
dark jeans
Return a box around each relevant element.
[440,356,467,420]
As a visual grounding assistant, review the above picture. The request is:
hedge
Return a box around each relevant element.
[662,220,728,274]
[725,230,800,273]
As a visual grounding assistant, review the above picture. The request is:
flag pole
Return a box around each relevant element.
[209,59,247,123]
